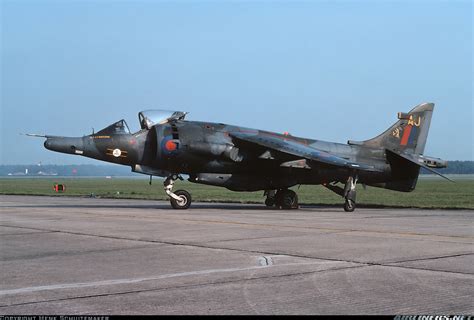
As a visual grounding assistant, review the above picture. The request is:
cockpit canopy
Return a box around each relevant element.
[138,110,188,130]
[96,119,131,135]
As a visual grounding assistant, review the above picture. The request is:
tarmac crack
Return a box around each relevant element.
[204,235,290,243]
[4,203,473,242]
[0,263,367,309]
[385,252,474,265]
[2,213,472,245]
[0,244,156,262]
[1,223,472,278]
[0,231,59,237]
[2,258,472,310]
[381,264,474,277]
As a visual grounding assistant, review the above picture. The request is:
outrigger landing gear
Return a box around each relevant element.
[343,175,358,212]
[164,174,192,209]
[323,174,359,212]
[265,189,299,209]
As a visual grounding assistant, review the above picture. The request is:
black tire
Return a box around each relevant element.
[265,197,275,207]
[274,191,283,208]
[170,190,192,209]
[280,189,298,209]
[344,199,355,212]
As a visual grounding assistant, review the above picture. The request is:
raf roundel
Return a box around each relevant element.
[165,140,177,151]
[112,148,122,157]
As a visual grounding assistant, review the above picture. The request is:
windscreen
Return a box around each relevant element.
[95,120,131,135]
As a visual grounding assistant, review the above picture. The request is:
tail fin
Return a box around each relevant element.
[350,102,434,154]
[357,102,438,192]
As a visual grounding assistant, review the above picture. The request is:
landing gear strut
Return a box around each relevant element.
[264,190,276,207]
[343,175,358,212]
[164,174,192,209]
[265,189,299,209]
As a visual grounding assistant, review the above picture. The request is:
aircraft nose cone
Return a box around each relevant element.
[44,139,56,151]
[44,137,84,155]
[44,140,52,150]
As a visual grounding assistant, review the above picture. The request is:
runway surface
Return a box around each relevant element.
[0,195,473,314]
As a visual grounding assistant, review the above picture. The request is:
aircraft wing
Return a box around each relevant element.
[230,132,381,172]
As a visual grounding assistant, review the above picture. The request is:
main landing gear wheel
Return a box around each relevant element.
[170,190,192,209]
[265,197,275,207]
[275,189,299,209]
[264,190,276,207]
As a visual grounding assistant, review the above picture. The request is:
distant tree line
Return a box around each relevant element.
[421,160,474,175]
[1,161,473,177]
[0,164,137,177]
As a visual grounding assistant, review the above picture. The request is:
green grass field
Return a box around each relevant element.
[1,177,473,209]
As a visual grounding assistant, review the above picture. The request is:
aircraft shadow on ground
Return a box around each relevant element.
[4,203,268,210]
[4,202,346,211]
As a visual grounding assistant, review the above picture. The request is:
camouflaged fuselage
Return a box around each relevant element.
[43,103,446,192]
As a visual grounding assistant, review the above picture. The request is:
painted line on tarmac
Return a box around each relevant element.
[0,266,268,296]
[0,259,340,296]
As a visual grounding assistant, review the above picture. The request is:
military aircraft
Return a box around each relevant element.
[27,102,449,211]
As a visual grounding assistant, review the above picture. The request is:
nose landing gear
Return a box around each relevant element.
[164,174,192,209]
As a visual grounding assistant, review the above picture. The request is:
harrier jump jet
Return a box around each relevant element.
[28,102,449,211]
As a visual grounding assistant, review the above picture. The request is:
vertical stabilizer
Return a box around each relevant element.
[359,102,434,154]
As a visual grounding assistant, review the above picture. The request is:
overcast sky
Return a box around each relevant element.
[1,0,472,165]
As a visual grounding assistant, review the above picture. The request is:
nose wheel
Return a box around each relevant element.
[170,189,192,209]
[164,175,192,209]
